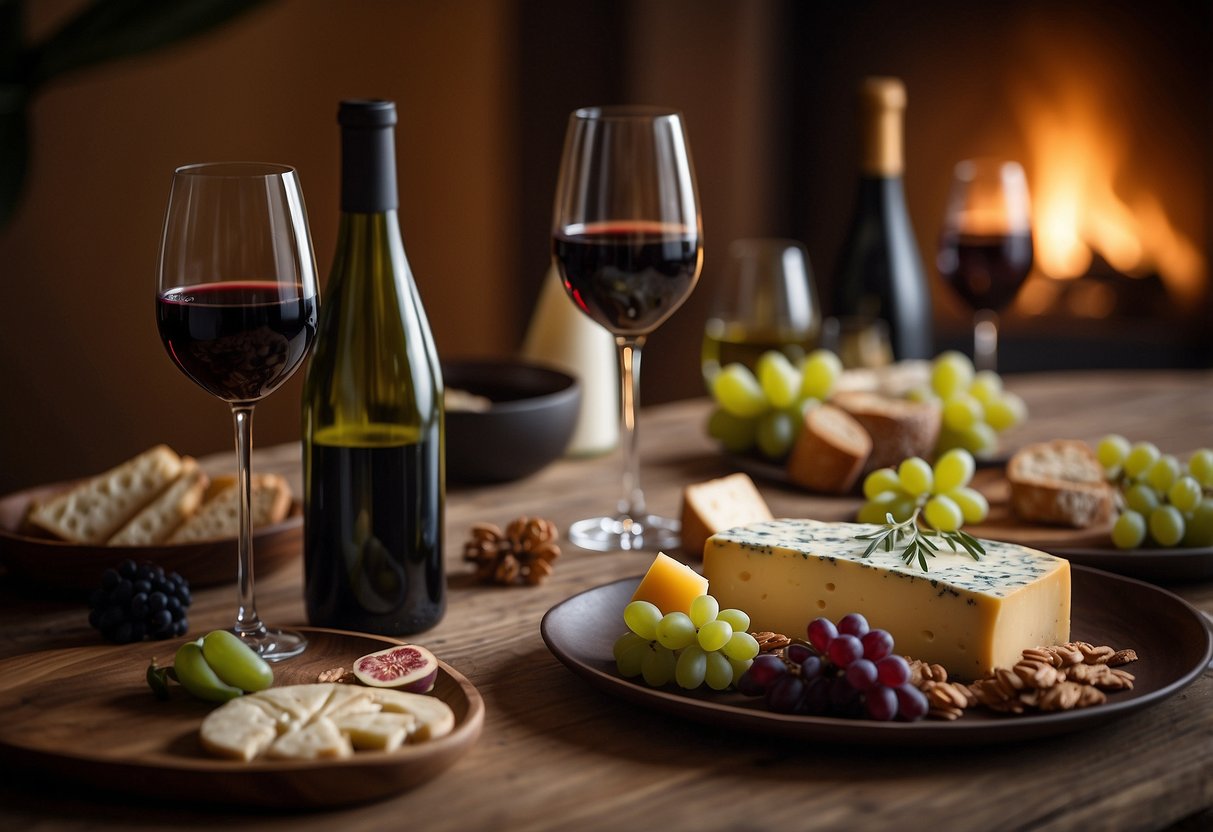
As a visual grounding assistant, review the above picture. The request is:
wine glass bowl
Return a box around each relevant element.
[552,107,702,552]
[937,159,1033,372]
[157,162,318,660]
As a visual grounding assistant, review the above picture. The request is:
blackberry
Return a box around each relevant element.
[88,559,191,644]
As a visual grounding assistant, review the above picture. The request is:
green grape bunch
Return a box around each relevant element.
[1097,436,1213,549]
[910,351,1027,458]
[614,595,760,691]
[706,349,843,460]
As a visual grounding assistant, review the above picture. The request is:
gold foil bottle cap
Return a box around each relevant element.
[858,77,906,177]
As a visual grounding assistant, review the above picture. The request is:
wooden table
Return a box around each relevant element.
[2,370,1212,831]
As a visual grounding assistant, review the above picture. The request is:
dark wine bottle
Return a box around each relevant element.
[831,77,933,360]
[302,99,445,635]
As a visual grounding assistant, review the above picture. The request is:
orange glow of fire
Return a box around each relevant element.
[1016,76,1205,307]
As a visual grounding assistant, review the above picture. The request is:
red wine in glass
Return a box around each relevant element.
[552,221,700,335]
[936,231,1033,312]
[157,281,317,403]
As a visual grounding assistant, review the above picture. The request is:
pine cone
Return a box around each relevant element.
[462,516,561,586]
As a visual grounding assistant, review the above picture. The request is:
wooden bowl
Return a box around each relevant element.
[0,480,302,595]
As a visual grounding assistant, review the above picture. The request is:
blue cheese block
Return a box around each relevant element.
[703,519,1071,680]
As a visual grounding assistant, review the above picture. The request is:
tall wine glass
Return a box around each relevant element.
[552,107,703,551]
[937,159,1033,372]
[157,163,319,660]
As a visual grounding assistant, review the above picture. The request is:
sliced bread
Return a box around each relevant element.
[27,445,185,544]
[107,458,209,546]
[786,404,872,494]
[1007,440,1114,528]
[680,472,772,559]
[831,390,941,473]
[167,473,293,543]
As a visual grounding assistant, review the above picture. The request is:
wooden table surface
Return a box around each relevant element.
[2,370,1212,831]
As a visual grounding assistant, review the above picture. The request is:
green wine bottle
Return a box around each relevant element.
[302,99,445,635]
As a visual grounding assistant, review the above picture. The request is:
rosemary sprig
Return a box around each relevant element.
[854,511,986,572]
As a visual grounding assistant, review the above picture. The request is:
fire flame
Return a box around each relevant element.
[1016,74,1205,307]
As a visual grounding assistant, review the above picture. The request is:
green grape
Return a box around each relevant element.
[722,631,760,662]
[706,407,756,453]
[1168,476,1203,513]
[933,448,976,492]
[968,370,1003,404]
[614,636,648,677]
[715,608,750,633]
[675,644,708,689]
[689,594,720,628]
[930,351,974,398]
[697,619,733,652]
[1145,455,1181,494]
[1111,510,1147,550]
[755,410,796,460]
[201,629,273,692]
[898,457,934,497]
[800,349,843,400]
[712,363,768,418]
[1096,434,1131,471]
[786,399,816,442]
[613,632,647,662]
[857,497,894,525]
[623,600,662,640]
[1149,505,1185,548]
[959,422,999,456]
[173,641,244,703]
[948,486,989,524]
[985,392,1026,432]
[923,495,963,532]
[1187,448,1213,489]
[942,393,984,432]
[654,612,697,650]
[641,644,676,687]
[757,351,801,409]
[1124,482,1160,514]
[1123,442,1160,480]
[729,657,754,686]
[704,651,734,691]
[863,467,902,501]
[906,386,938,404]
[1182,499,1213,547]
[882,492,920,523]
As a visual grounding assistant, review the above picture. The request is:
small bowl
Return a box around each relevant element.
[443,359,581,484]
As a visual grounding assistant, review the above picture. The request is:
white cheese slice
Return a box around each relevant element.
[332,712,415,752]
[703,519,1071,680]
[266,717,352,761]
[198,699,280,762]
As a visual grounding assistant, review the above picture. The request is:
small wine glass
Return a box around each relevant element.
[157,163,319,660]
[552,106,703,551]
[937,159,1033,372]
[702,238,820,384]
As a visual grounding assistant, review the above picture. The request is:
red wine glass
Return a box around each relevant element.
[157,163,319,660]
[552,107,703,551]
[937,159,1033,372]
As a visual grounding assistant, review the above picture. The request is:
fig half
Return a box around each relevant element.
[353,644,439,692]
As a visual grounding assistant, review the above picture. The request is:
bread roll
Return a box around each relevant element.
[27,445,184,544]
[831,390,941,472]
[107,458,208,546]
[680,473,772,560]
[786,404,872,494]
[1007,440,1114,528]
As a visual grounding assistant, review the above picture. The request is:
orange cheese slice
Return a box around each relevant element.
[630,552,708,614]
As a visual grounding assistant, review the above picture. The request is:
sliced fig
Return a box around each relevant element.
[353,644,438,692]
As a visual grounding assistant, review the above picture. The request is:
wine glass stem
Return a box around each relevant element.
[973,309,999,373]
[230,404,267,639]
[616,335,647,519]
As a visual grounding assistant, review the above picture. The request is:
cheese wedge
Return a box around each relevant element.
[703,519,1071,680]
[679,473,772,560]
[199,699,281,762]
[332,712,416,752]
[630,552,709,615]
[266,717,353,761]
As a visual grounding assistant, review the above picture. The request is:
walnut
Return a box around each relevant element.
[462,516,561,587]
[751,632,791,653]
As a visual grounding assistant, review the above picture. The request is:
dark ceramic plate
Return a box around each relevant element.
[1051,546,1213,583]
[541,567,1212,746]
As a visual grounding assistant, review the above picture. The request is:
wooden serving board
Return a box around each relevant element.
[965,468,1114,550]
[0,628,484,808]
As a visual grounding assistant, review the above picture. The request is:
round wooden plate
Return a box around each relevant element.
[0,480,303,593]
[0,628,484,807]
[542,569,1212,746]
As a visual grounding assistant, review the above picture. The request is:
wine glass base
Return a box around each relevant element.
[234,627,308,662]
[568,514,680,552]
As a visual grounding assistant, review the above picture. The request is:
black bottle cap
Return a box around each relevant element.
[338,99,398,212]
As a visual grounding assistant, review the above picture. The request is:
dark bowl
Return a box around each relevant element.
[442,359,582,484]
